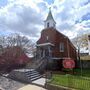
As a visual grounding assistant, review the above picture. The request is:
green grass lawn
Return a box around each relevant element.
[50,74,90,90]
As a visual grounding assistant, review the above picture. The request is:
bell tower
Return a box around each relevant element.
[44,8,56,28]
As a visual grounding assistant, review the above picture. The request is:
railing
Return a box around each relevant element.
[36,57,47,73]
[67,75,90,90]
[51,74,90,90]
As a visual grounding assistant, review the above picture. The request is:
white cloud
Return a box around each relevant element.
[62,30,78,39]
[0,0,45,39]
[0,0,90,40]
[51,0,90,38]
[74,20,90,35]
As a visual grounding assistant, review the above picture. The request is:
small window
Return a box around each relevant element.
[46,36,48,40]
[60,42,64,52]
[47,22,49,27]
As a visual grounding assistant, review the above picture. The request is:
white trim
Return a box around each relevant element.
[37,43,54,47]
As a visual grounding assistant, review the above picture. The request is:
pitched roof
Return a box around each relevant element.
[37,27,76,49]
[37,27,66,44]
[45,9,56,23]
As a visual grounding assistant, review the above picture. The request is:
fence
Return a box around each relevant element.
[50,74,90,90]
[67,75,90,90]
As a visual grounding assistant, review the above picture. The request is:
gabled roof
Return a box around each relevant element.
[37,27,76,50]
[45,9,56,23]
[37,27,66,44]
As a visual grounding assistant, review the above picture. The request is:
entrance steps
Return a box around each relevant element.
[8,69,42,83]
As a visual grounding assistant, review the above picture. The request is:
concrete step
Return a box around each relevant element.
[30,75,42,81]
[26,74,41,78]
[25,71,39,75]
[8,69,42,83]
[25,69,42,81]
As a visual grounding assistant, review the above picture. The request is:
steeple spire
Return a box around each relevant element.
[46,7,54,21]
[44,8,56,28]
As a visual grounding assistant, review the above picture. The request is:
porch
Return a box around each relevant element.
[36,43,64,70]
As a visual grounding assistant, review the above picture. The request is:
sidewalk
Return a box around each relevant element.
[0,76,25,90]
[0,86,4,90]
[18,78,47,90]
[32,78,46,86]
[18,84,47,90]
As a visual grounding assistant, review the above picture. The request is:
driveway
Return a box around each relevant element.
[18,84,47,90]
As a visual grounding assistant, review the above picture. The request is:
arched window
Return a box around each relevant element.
[47,22,49,27]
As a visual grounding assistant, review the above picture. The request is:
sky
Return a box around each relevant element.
[0,0,90,41]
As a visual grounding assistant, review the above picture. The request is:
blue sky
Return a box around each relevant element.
[0,0,8,7]
[45,0,54,5]
[0,0,90,40]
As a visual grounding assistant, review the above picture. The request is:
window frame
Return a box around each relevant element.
[59,42,64,52]
[47,22,49,27]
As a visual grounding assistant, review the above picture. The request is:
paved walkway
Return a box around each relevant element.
[0,76,46,90]
[18,78,47,90]
[32,78,46,86]
[18,84,46,90]
[0,86,4,90]
[0,76,25,90]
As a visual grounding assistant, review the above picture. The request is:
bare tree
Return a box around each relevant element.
[0,36,7,55]
[72,34,89,76]
[0,33,35,56]
[72,34,88,53]
[0,33,36,71]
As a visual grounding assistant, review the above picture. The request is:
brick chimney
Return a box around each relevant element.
[88,35,90,55]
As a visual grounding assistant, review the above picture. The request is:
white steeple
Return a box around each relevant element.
[44,8,56,28]
[88,35,90,55]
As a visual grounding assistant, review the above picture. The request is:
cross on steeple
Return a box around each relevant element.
[44,8,56,28]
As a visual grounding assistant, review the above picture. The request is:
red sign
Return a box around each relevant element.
[63,59,75,69]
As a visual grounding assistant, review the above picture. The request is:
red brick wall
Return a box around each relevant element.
[37,28,77,60]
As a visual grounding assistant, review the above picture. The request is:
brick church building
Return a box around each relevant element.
[36,9,77,70]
